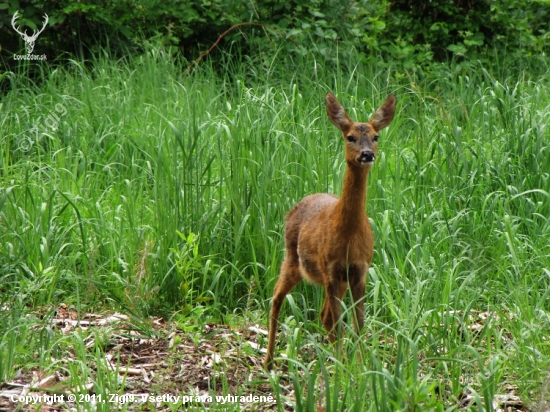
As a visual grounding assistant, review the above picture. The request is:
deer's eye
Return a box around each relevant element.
[373,135,379,142]
[347,136,356,143]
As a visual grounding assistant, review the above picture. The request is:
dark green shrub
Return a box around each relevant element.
[0,0,548,71]
[384,0,550,65]
[0,0,249,64]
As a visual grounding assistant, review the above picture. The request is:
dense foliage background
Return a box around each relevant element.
[1,0,550,70]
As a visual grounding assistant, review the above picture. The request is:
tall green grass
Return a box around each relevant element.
[1,43,549,409]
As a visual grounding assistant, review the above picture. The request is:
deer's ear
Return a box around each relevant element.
[370,94,396,131]
[326,92,352,131]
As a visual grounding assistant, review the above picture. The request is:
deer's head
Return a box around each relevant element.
[326,92,396,168]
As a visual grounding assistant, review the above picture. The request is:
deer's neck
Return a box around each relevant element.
[335,163,369,229]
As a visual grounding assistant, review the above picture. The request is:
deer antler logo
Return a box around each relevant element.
[11,11,49,55]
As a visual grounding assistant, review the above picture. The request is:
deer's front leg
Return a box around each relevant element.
[350,272,366,334]
[322,274,348,343]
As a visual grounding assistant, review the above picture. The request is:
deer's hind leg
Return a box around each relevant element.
[264,254,302,370]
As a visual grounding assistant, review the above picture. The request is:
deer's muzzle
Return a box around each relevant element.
[358,150,375,164]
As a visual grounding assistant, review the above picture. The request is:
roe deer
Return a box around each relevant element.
[264,92,396,370]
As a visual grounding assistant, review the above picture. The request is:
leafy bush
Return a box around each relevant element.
[1,0,549,72]
[0,0,249,64]
[386,0,550,64]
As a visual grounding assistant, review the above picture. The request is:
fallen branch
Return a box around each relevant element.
[185,22,298,76]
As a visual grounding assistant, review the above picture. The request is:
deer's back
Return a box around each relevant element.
[284,193,339,251]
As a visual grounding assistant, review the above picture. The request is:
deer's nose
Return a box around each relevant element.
[359,150,375,163]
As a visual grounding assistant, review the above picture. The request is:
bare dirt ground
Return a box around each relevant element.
[0,305,530,411]
[0,304,284,411]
